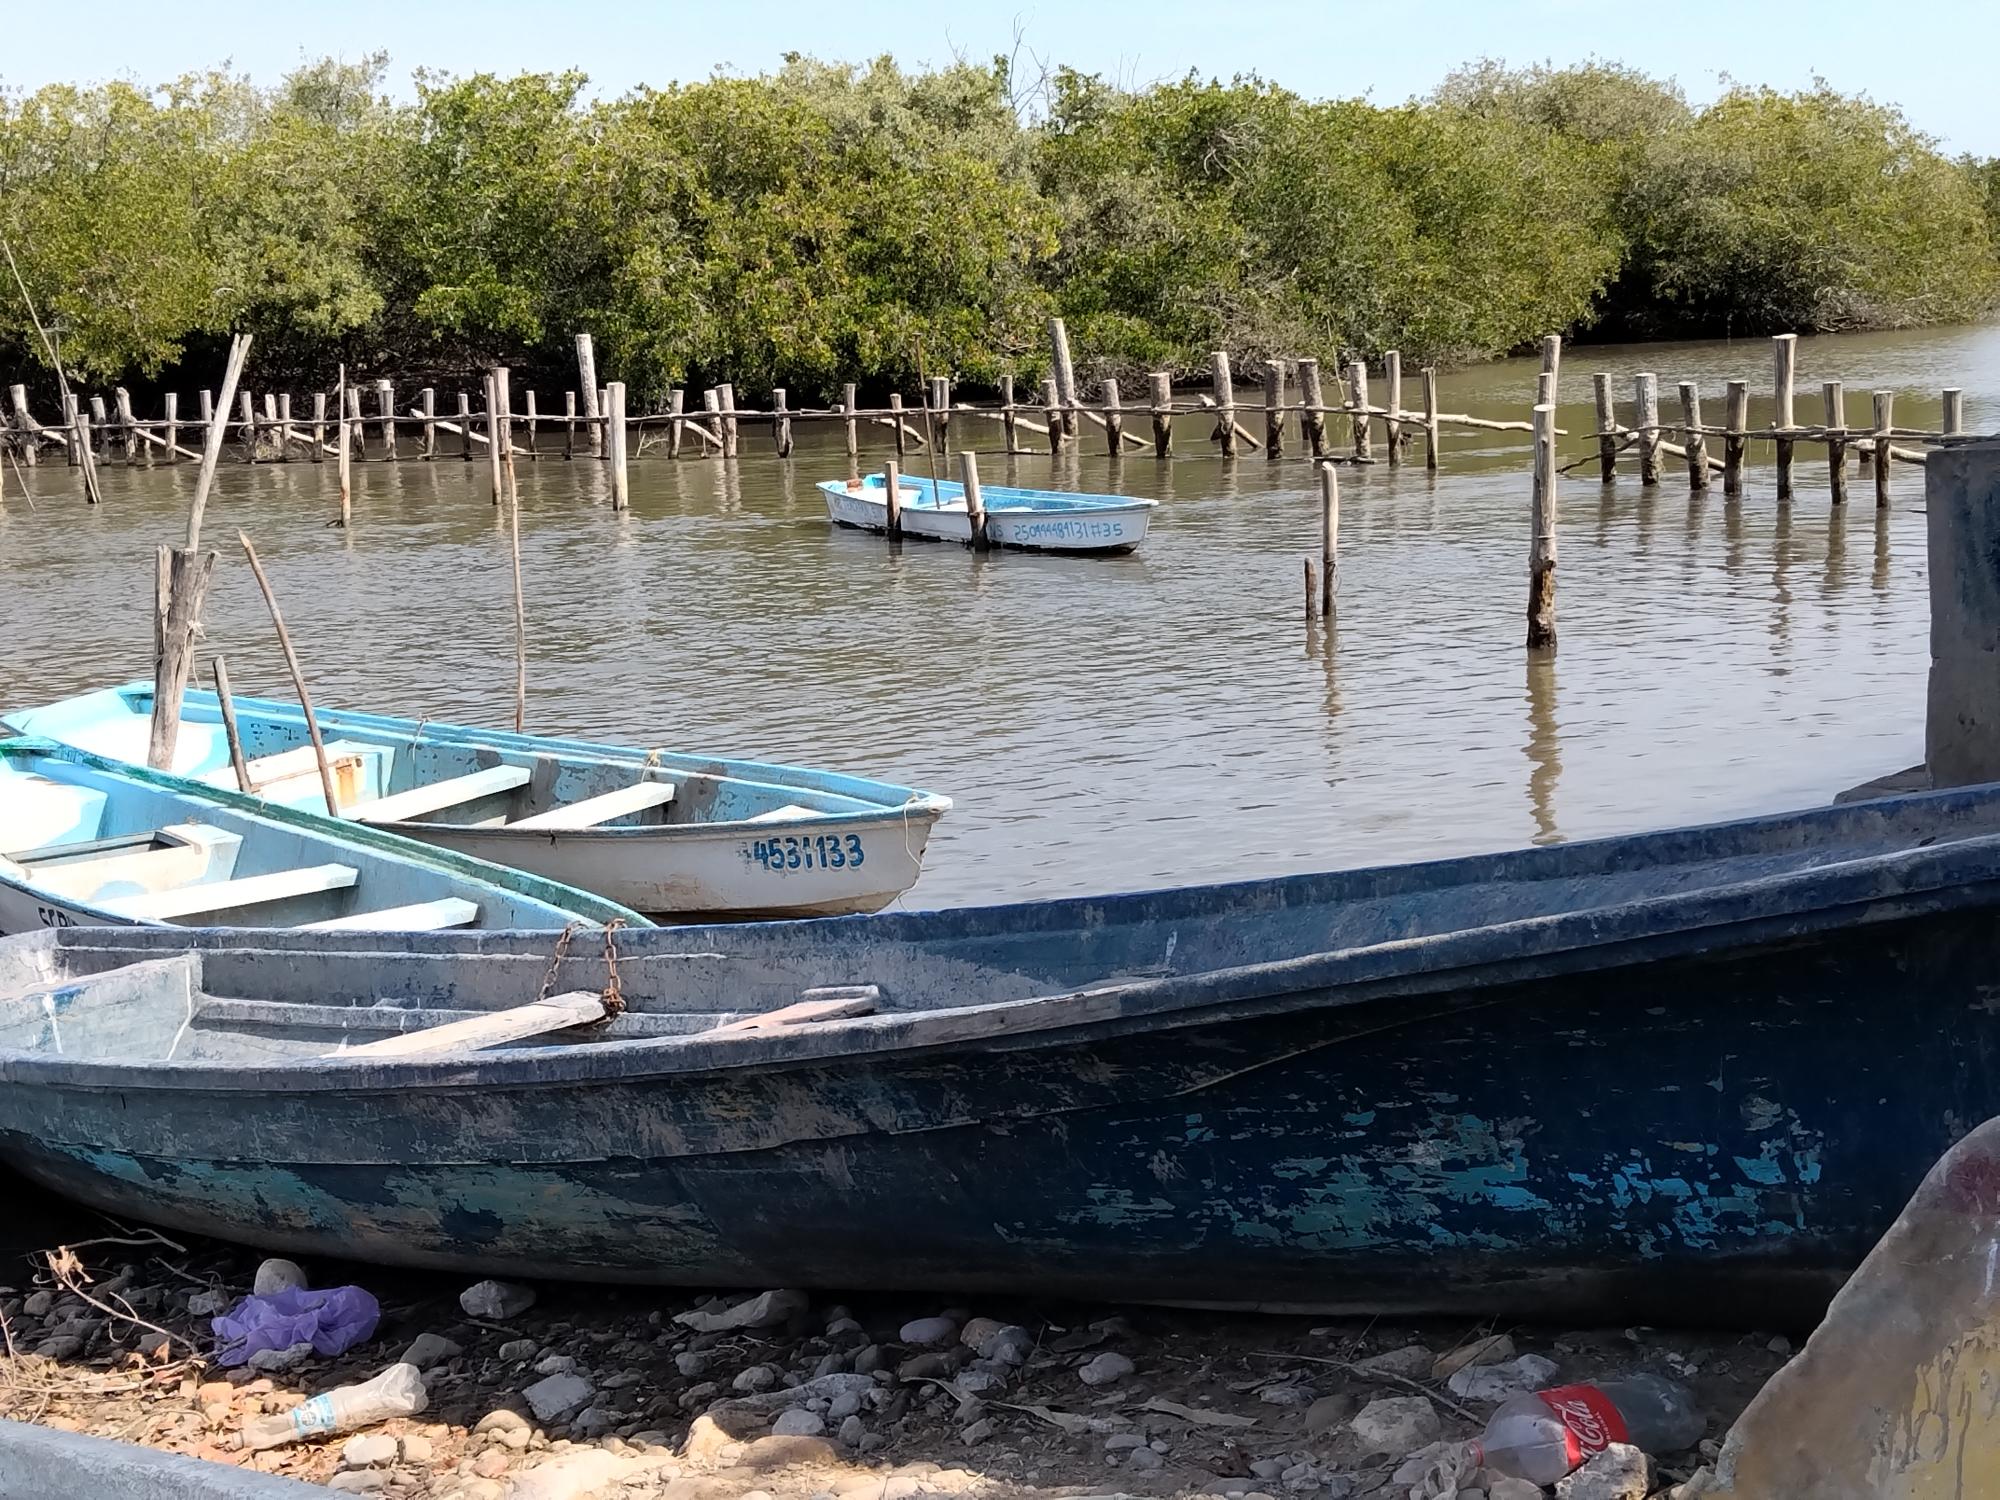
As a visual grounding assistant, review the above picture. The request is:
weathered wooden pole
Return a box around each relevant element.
[1263,360,1286,457]
[1528,401,1558,650]
[1824,381,1848,506]
[1773,334,1798,500]
[163,393,179,464]
[575,334,602,457]
[234,392,255,463]
[718,382,739,459]
[607,381,629,510]
[1348,360,1372,461]
[959,449,988,550]
[1943,389,1966,439]
[523,391,539,458]
[1319,462,1339,617]
[1103,378,1125,455]
[61,392,79,466]
[999,375,1019,454]
[210,657,253,794]
[888,392,908,458]
[376,379,396,458]
[702,389,723,456]
[772,389,793,457]
[336,365,352,526]
[1042,379,1065,455]
[1211,352,1237,458]
[883,459,903,539]
[419,388,436,458]
[1539,335,1562,393]
[262,394,282,463]
[1723,381,1749,498]
[484,372,505,505]
[929,376,951,456]
[1296,359,1327,457]
[1047,317,1078,435]
[113,388,137,465]
[666,390,684,459]
[1678,382,1709,494]
[456,393,473,461]
[1148,373,1173,458]
[1592,373,1617,482]
[6,386,37,467]
[238,530,343,814]
[1872,391,1894,507]
[309,392,325,464]
[192,392,210,465]
[1634,373,1660,486]
[1422,368,1441,473]
[564,392,578,459]
[1926,440,2000,785]
[1383,351,1402,467]
[74,410,94,496]
[842,383,859,456]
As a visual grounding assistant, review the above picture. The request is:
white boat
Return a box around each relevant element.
[819,474,1156,553]
[4,685,951,921]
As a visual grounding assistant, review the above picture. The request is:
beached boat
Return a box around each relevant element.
[819,473,1155,553]
[0,738,642,933]
[2,783,1997,1320]
[4,684,950,920]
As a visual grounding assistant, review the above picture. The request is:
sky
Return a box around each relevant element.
[5,0,1999,155]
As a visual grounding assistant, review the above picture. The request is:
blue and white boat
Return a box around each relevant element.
[4,685,950,920]
[819,473,1155,553]
[0,738,642,933]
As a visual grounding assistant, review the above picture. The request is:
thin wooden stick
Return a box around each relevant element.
[0,234,99,503]
[211,657,252,794]
[238,532,342,818]
[497,367,527,732]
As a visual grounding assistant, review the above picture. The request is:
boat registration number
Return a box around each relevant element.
[752,833,865,872]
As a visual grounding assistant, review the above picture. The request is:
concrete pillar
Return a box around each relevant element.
[1925,440,2000,786]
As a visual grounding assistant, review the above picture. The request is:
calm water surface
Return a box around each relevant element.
[5,324,1996,907]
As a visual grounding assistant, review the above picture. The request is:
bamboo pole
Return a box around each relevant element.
[959,449,988,550]
[1527,402,1558,650]
[211,657,252,794]
[930,376,951,456]
[1723,381,1748,498]
[1422,368,1440,473]
[843,383,859,456]
[1872,390,1893,507]
[1149,372,1173,458]
[1678,382,1709,494]
[1212,352,1237,458]
[702,389,723,455]
[1048,317,1078,436]
[1348,361,1372,461]
[773,388,793,457]
[1634,373,1660,486]
[1824,381,1848,507]
[1297,359,1327,457]
[196,391,212,467]
[277,394,295,462]
[1383,351,1402,466]
[607,381,629,510]
[1773,334,1797,500]
[1319,462,1338,617]
[576,334,601,457]
[883,459,902,539]
[1593,373,1617,482]
[238,531,342,815]
[1103,378,1125,455]
[262,393,282,463]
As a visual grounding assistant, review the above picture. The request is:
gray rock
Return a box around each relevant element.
[473,1409,531,1436]
[252,1259,308,1296]
[1126,1448,1165,1471]
[955,1369,1006,1396]
[1350,1344,1434,1380]
[1390,1442,1454,1485]
[958,1317,1005,1349]
[1304,1393,1355,1435]
[523,1372,596,1424]
[813,1350,848,1377]
[326,1474,388,1495]
[245,1341,314,1374]
[852,1344,887,1375]
[1554,1444,1651,1500]
[1250,1458,1288,1479]
[186,1289,230,1317]
[1447,1354,1561,1402]
[460,1279,537,1320]
[21,1291,54,1318]
[1433,1335,1516,1380]
[960,1417,995,1445]
[773,1409,826,1437]
[900,1316,959,1346]
[1766,1334,1793,1356]
[979,1325,1035,1365]
[573,1405,616,1435]
[675,1351,711,1377]
[1349,1395,1440,1455]
[672,1289,807,1333]
[827,1390,864,1420]
[340,1433,399,1468]
[399,1434,435,1463]
[1079,1352,1135,1386]
[899,1351,950,1381]
[1260,1383,1315,1407]
[33,1336,83,1360]
[534,1353,579,1377]
[1106,1435,1148,1451]
[725,1373,875,1414]
[499,1339,539,1363]
[733,1364,780,1393]
[1489,1480,1543,1500]
[838,1414,867,1445]
[400,1332,463,1370]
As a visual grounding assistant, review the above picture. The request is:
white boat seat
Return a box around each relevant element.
[745,804,820,824]
[300,898,480,932]
[100,863,359,921]
[22,823,242,903]
[201,740,378,799]
[328,990,606,1058]
[344,765,531,824]
[508,782,676,831]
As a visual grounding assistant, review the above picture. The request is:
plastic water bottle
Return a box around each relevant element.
[239,1362,428,1451]
[1468,1374,1703,1485]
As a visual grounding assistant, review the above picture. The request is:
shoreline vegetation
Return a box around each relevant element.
[2,53,1996,404]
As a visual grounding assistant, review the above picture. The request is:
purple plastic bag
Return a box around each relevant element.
[211,1285,380,1368]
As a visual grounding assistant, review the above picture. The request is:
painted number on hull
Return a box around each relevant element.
[751,834,864,872]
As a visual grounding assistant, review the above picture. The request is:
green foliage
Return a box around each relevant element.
[0,56,1993,395]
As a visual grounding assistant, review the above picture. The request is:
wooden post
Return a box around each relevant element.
[1873,390,1894,508]
[275,394,294,462]
[1592,373,1617,483]
[484,373,505,505]
[419,388,436,458]
[311,392,327,463]
[85,395,107,459]
[1634,373,1660,486]
[237,532,343,815]
[1944,389,1966,438]
[1773,333,1797,501]
[564,392,578,459]
[597,388,610,457]
[1724,380,1748,498]
[74,411,93,494]
[607,381,629,510]
[6,386,36,467]
[456,393,473,461]
[1041,380,1065,455]
[60,392,78,465]
[702,389,723,456]
[889,393,908,458]
[929,377,951,456]
[336,366,352,526]
[113,388,136,465]
[1048,316,1078,435]
[883,460,902,538]
[376,379,396,458]
[1348,360,1372,461]
[231,392,254,462]
[842,383,859,456]
[773,388,793,457]
[718,382,739,458]
[959,449,988,550]
[1212,352,1237,459]
[1297,359,1326,457]
[261,394,281,465]
[576,334,602,457]
[1319,462,1338,616]
[1824,381,1848,507]
[1263,360,1285,457]
[164,393,179,464]
[1528,402,1558,650]
[522,391,539,458]
[194,391,211,462]
[210,657,252,794]
[1539,335,1562,391]
[1149,372,1173,458]
[1422,368,1440,474]
[667,389,684,459]
[999,374,1019,453]
[1103,378,1125,455]
[1678,382,1709,493]
[1383,351,1402,467]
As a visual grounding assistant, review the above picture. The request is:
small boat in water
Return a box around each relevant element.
[3,783,1999,1320]
[4,684,950,920]
[0,738,642,933]
[819,473,1155,553]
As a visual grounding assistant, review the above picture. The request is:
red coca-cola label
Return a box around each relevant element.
[1535,1384,1630,1468]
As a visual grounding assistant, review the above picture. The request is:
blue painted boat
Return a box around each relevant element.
[820,473,1155,552]
[4,683,950,920]
[2,782,1998,1320]
[0,738,644,932]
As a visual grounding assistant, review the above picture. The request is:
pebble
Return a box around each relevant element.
[400,1434,434,1463]
[734,1364,781,1393]
[498,1339,539,1363]
[1304,1393,1355,1435]
[1433,1334,1515,1380]
[400,1332,462,1370]
[473,1409,530,1436]
[251,1259,308,1296]
[960,1417,994,1445]
[1390,1442,1454,1485]
[826,1389,865,1420]
[21,1290,54,1318]
[1079,1351,1135,1386]
[340,1433,399,1468]
[1250,1458,1288,1479]
[1555,1443,1652,1500]
[1489,1480,1543,1500]
[773,1410,826,1437]
[838,1414,867,1445]
[675,1351,711,1377]
[460,1279,536,1320]
[1259,1383,1314,1406]
[1767,1334,1793,1356]
[1351,1344,1435,1380]
[1106,1435,1148,1452]
[1349,1395,1441,1454]
[35,1336,84,1360]
[534,1353,579,1376]
[672,1288,807,1332]
[900,1316,959,1346]
[327,1474,388,1495]
[898,1352,950,1381]
[852,1345,887,1375]
[958,1317,1004,1349]
[1126,1448,1165,1471]
[473,1449,512,1479]
[523,1372,596,1424]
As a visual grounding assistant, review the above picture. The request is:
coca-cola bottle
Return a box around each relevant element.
[1468,1374,1703,1485]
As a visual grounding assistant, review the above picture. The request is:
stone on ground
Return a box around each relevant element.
[1350,1395,1441,1454]
[1555,1443,1652,1500]
[1079,1351,1135,1386]
[522,1371,595,1424]
[251,1258,308,1296]
[459,1279,536,1319]
[1434,1334,1516,1379]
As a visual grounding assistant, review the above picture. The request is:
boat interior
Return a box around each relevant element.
[840,474,1153,513]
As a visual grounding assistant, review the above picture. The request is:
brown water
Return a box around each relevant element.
[4,324,1996,908]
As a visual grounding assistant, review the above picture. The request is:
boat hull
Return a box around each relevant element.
[821,486,1152,554]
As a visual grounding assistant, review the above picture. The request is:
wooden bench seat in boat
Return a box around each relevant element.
[343,765,531,824]
[329,990,606,1058]
[300,898,480,932]
[17,823,243,903]
[508,781,676,831]
[100,863,359,922]
[200,739,384,807]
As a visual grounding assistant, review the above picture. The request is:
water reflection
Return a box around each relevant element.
[1524,652,1562,845]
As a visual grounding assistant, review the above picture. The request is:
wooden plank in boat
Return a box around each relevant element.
[207,740,370,791]
[329,990,606,1058]
[100,863,359,921]
[344,765,531,824]
[708,985,880,1035]
[300,898,481,932]
[509,781,676,832]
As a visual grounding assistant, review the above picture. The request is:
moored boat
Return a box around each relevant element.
[3,782,1998,1320]
[0,738,642,933]
[819,473,1155,553]
[4,684,951,920]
